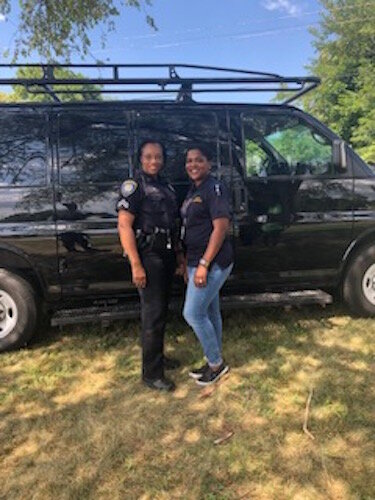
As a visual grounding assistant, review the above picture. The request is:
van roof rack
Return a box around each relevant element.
[0,63,320,104]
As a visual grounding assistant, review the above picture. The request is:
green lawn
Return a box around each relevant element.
[0,305,374,499]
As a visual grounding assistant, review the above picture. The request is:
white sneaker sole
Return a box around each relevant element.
[196,365,229,386]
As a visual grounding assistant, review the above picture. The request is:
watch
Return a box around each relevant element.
[199,258,210,269]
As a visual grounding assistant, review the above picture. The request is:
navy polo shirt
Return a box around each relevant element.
[181,174,233,269]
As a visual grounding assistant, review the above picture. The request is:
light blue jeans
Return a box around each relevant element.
[183,263,233,366]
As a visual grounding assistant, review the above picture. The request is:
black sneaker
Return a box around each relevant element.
[195,363,229,386]
[188,363,209,380]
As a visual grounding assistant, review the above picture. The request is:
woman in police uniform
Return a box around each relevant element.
[182,145,234,386]
[117,140,182,392]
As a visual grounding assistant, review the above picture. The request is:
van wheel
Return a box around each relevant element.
[343,244,375,316]
[0,270,37,352]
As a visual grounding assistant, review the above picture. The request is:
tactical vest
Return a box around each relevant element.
[135,172,178,236]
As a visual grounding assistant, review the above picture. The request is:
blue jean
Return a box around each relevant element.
[183,263,233,366]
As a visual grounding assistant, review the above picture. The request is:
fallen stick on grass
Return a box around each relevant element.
[303,387,315,440]
[214,431,234,445]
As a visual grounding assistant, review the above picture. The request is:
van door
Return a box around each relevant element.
[134,107,238,294]
[230,110,354,290]
[0,108,59,298]
[55,109,136,300]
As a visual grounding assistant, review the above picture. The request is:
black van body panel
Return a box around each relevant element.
[349,179,375,257]
[1,100,374,311]
[0,108,60,300]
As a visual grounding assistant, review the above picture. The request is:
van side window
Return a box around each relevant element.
[58,112,130,185]
[135,110,218,182]
[242,114,333,177]
[0,112,47,187]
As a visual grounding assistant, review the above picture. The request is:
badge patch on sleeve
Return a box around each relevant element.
[193,195,203,203]
[214,183,222,196]
[121,180,138,197]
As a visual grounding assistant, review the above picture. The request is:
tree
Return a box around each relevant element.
[0,92,16,102]
[10,67,102,102]
[0,0,156,61]
[304,0,375,163]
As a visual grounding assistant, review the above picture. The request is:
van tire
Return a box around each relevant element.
[0,270,37,352]
[343,244,375,317]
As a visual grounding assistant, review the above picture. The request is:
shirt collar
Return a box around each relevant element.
[190,173,212,193]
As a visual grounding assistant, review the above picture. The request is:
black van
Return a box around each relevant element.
[0,64,374,351]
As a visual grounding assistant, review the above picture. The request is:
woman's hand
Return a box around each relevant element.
[194,265,208,288]
[131,262,147,288]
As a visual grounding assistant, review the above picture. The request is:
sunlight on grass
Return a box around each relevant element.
[0,306,374,499]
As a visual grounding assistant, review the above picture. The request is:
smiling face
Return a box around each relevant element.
[185,149,211,185]
[140,142,164,177]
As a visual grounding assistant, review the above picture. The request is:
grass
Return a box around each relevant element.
[0,304,374,499]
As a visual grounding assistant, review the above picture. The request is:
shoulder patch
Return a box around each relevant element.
[214,183,222,196]
[117,199,130,211]
[192,195,203,203]
[121,180,138,197]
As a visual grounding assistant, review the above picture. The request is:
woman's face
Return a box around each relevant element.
[140,143,164,176]
[185,149,210,184]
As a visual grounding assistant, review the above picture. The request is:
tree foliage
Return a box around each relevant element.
[9,67,102,102]
[0,91,16,102]
[304,0,375,163]
[0,0,156,61]
[268,126,332,168]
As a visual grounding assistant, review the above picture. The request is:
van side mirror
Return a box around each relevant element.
[333,140,347,172]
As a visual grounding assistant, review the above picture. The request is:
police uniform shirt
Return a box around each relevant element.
[116,171,178,234]
[181,174,233,268]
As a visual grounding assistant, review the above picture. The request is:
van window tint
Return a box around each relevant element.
[58,112,130,185]
[135,110,218,182]
[242,114,333,177]
[0,112,47,187]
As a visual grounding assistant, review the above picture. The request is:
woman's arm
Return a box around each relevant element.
[194,217,229,287]
[202,218,229,264]
[117,210,146,288]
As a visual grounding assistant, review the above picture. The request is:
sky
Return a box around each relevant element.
[0,0,324,102]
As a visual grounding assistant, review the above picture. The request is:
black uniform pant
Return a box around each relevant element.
[138,249,176,380]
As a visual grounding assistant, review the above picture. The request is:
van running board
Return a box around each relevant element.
[51,289,332,328]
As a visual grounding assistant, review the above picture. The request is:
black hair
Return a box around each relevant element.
[137,140,166,165]
[185,143,213,161]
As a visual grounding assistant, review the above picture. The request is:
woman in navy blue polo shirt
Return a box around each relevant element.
[181,145,234,386]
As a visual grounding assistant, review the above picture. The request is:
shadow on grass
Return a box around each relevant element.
[1,304,374,499]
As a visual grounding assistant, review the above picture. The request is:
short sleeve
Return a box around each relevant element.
[116,179,143,214]
[206,181,231,221]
